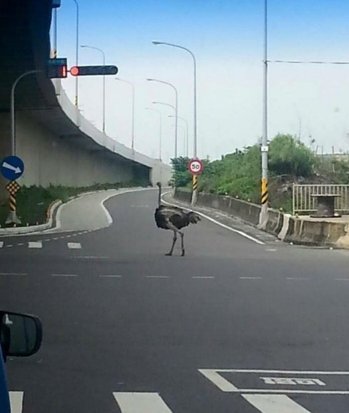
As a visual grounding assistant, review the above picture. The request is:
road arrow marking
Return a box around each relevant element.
[2,162,22,174]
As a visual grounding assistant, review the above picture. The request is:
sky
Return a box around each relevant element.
[53,0,349,163]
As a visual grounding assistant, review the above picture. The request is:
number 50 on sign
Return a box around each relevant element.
[188,159,204,175]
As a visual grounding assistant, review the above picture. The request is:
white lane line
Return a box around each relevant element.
[145,275,170,279]
[335,278,349,281]
[67,242,82,249]
[99,275,123,278]
[0,241,3,248]
[242,394,311,413]
[240,276,262,280]
[192,276,215,279]
[113,392,173,412]
[286,277,308,281]
[28,241,42,249]
[0,272,27,276]
[51,274,78,277]
[74,256,108,259]
[161,196,265,245]
[9,391,24,413]
[266,248,277,252]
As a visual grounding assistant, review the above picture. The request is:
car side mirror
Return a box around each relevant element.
[0,312,42,360]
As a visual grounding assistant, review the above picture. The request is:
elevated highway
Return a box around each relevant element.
[0,0,170,199]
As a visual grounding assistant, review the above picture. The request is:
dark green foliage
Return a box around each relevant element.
[269,134,315,177]
[0,182,143,227]
[170,157,192,187]
[199,145,261,202]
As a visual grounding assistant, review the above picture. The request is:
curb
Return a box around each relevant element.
[0,200,62,236]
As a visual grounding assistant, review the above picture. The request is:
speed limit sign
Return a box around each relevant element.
[188,158,204,175]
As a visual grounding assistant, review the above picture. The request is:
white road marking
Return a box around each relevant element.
[28,241,42,248]
[266,248,277,252]
[161,196,265,245]
[286,277,308,281]
[240,276,262,280]
[145,275,170,279]
[335,278,349,281]
[99,274,123,278]
[0,241,3,248]
[67,242,81,249]
[113,392,173,412]
[9,391,23,413]
[74,256,109,259]
[0,272,27,276]
[199,369,239,392]
[242,394,311,413]
[51,274,78,277]
[199,369,349,394]
[192,276,215,279]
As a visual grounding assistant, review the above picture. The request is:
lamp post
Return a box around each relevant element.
[115,78,135,151]
[11,70,41,156]
[147,78,178,158]
[81,44,106,133]
[146,107,162,161]
[169,115,188,157]
[152,102,176,160]
[152,41,198,205]
[72,0,79,107]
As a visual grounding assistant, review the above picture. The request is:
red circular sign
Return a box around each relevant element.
[188,158,204,175]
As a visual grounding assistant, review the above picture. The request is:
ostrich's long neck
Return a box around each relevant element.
[158,185,162,206]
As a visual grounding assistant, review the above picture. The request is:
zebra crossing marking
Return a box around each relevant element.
[28,241,42,248]
[9,391,23,413]
[113,392,173,412]
[242,394,311,413]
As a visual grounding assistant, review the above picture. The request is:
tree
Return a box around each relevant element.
[269,134,315,177]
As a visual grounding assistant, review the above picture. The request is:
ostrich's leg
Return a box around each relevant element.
[166,230,177,256]
[180,232,185,256]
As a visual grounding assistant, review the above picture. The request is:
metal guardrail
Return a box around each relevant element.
[293,184,349,215]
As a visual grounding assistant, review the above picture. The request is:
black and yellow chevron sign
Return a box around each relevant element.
[261,178,269,205]
[193,175,199,191]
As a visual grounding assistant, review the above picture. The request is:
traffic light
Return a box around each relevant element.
[47,58,68,79]
[69,65,118,76]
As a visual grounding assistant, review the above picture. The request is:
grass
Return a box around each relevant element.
[0,182,144,228]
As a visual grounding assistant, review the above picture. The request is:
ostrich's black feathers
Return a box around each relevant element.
[154,205,200,230]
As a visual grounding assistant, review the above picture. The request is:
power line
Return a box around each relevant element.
[268,59,349,65]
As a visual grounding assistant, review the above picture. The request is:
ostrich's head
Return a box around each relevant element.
[156,182,162,187]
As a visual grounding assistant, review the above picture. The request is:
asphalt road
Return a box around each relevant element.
[2,189,349,412]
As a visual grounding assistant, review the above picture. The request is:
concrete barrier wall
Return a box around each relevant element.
[174,188,349,249]
[16,112,136,187]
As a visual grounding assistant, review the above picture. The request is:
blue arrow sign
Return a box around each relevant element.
[1,156,24,181]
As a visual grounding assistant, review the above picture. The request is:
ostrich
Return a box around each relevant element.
[154,182,200,256]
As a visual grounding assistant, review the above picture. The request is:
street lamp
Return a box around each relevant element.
[115,78,135,151]
[147,78,178,158]
[152,41,198,204]
[72,0,79,107]
[169,115,188,157]
[11,70,42,156]
[146,107,162,161]
[81,44,106,133]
